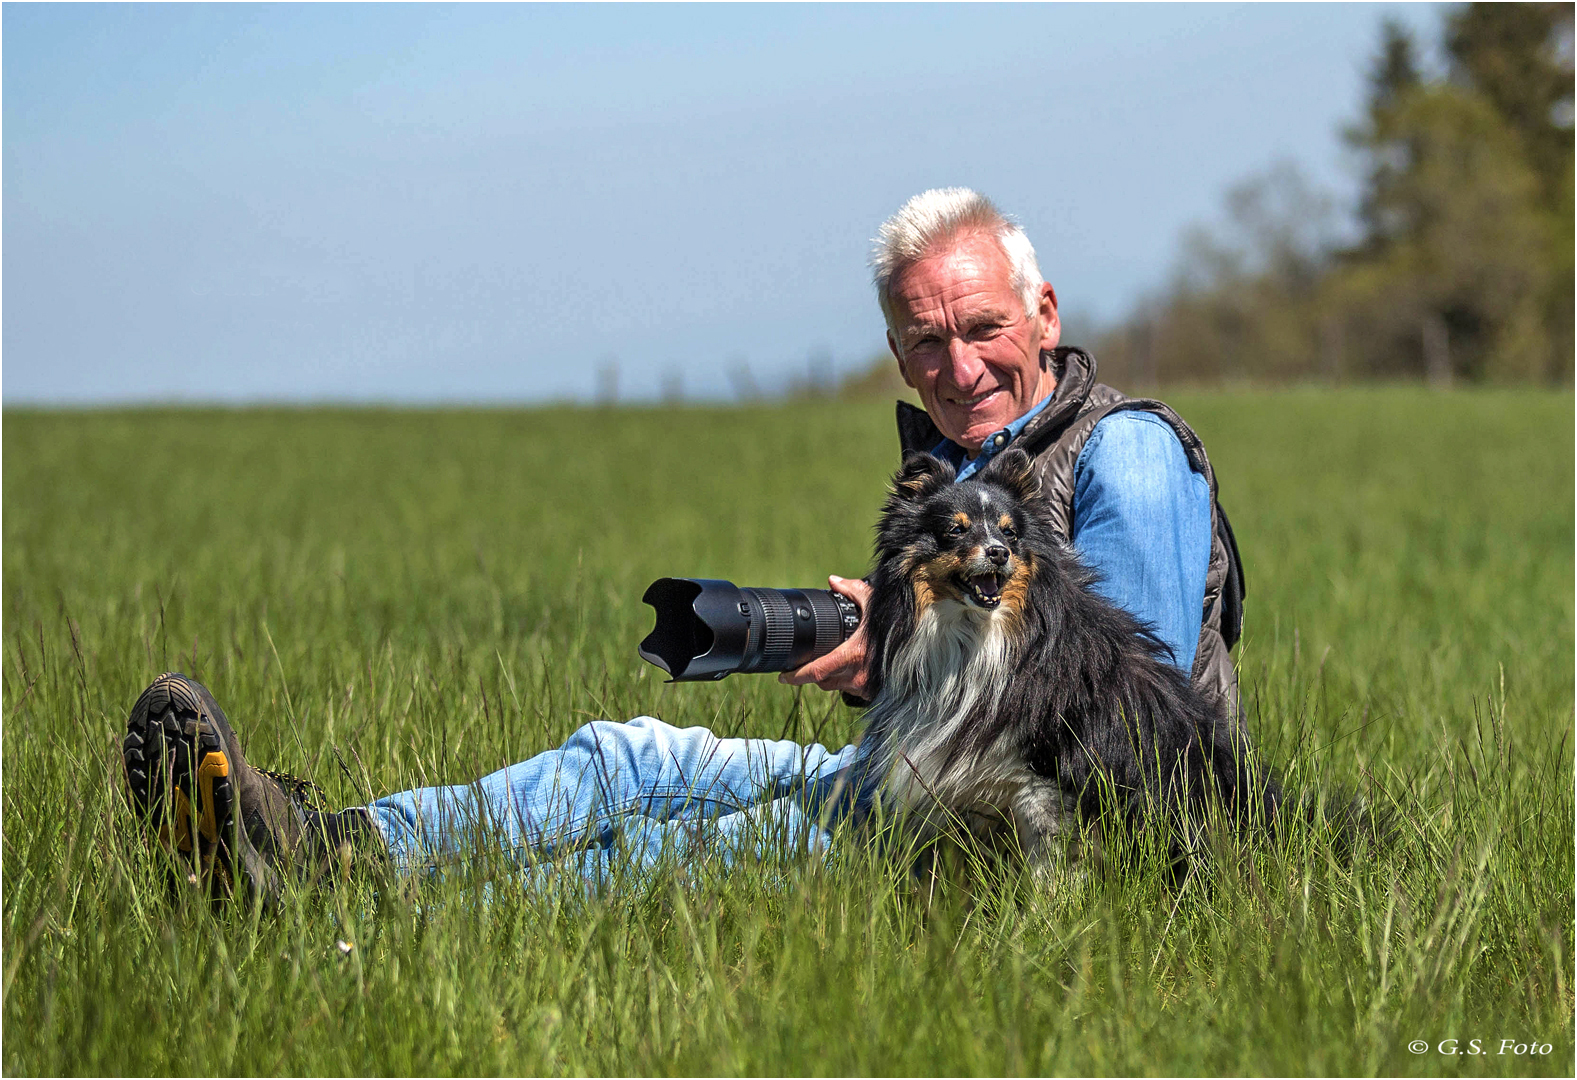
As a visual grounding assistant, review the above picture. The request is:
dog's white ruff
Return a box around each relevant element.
[863,597,1071,858]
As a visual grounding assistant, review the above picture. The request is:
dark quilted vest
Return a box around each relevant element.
[894,346,1247,723]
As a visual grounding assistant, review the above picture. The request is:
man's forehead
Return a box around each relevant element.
[889,236,1017,322]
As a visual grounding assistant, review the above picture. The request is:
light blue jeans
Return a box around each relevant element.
[365,411,1212,883]
[365,717,864,881]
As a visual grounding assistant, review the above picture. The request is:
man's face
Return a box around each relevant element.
[886,232,1060,453]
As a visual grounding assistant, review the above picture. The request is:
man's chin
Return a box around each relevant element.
[942,407,1015,450]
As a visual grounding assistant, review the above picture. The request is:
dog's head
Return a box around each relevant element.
[877,447,1046,616]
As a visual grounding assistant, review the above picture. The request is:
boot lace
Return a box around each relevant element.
[258,768,327,814]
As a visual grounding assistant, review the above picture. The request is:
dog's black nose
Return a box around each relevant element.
[986,544,1010,566]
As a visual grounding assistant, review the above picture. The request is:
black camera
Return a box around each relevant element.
[638,578,862,682]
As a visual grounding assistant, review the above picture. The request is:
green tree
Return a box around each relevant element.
[1447,2,1574,378]
[1446,2,1574,200]
[1337,83,1556,381]
[1353,19,1424,252]
[1339,3,1570,382]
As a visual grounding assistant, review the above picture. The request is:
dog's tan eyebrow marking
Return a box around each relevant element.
[952,512,972,528]
[1000,514,1014,531]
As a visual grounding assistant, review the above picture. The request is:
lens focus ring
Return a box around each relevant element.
[747,588,796,670]
[806,590,847,655]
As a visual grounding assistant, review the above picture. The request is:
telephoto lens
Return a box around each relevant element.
[638,578,862,682]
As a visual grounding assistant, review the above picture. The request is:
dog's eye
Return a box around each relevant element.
[947,523,967,538]
[1001,525,1017,540]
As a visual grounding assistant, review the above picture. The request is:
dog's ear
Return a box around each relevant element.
[892,451,955,500]
[982,447,1041,502]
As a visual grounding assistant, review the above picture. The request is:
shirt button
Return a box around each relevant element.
[993,434,1006,448]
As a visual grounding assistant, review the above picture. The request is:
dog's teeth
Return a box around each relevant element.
[970,573,1002,600]
[954,571,1004,608]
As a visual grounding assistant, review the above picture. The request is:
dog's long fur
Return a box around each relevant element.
[858,448,1282,870]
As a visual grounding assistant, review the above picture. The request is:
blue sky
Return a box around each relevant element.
[3,2,1445,404]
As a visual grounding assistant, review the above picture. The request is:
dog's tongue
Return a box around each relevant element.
[972,573,1002,599]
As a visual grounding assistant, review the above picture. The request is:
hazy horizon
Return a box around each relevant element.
[4,3,1445,405]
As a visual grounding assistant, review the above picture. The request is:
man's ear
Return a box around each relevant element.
[982,447,1040,502]
[1037,282,1061,354]
[893,451,955,499]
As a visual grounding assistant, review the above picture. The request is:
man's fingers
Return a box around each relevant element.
[828,575,873,609]
[778,633,861,687]
[780,645,846,685]
[778,666,829,686]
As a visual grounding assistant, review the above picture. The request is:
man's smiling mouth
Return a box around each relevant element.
[946,388,1001,408]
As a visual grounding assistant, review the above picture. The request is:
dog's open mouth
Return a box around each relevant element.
[956,571,1005,609]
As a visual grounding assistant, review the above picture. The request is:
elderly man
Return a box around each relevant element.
[122,189,1244,901]
[784,188,1243,711]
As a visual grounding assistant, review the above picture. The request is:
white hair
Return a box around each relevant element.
[871,188,1045,334]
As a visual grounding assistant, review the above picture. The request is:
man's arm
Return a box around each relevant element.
[1071,411,1212,672]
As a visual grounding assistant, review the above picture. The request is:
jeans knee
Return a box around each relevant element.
[560,717,675,789]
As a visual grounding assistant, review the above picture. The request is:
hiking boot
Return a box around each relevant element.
[122,672,385,905]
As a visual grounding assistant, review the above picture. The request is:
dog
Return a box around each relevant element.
[855,447,1281,876]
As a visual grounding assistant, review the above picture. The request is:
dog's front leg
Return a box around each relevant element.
[1012,781,1085,884]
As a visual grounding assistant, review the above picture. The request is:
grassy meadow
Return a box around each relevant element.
[3,388,1573,1075]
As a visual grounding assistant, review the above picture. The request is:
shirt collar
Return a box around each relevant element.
[930,388,1057,482]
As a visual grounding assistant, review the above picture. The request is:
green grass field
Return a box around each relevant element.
[4,388,1572,1076]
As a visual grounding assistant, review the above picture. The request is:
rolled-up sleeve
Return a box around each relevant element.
[1070,411,1212,673]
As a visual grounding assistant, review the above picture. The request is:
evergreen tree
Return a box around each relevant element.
[1351,20,1423,254]
[1446,2,1574,200]
[1339,4,1568,382]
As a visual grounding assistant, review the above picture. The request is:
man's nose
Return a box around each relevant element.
[986,544,1010,567]
[946,337,988,388]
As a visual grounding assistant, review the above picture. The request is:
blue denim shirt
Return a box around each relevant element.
[934,400,1211,673]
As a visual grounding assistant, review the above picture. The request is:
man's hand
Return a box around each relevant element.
[778,575,873,697]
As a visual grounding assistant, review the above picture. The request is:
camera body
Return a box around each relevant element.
[638,578,861,681]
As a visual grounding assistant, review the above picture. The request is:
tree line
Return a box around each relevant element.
[1093,3,1573,388]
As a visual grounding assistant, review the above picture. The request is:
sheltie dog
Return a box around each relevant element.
[857,447,1282,874]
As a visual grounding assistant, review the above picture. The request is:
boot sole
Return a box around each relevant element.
[123,673,237,897]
